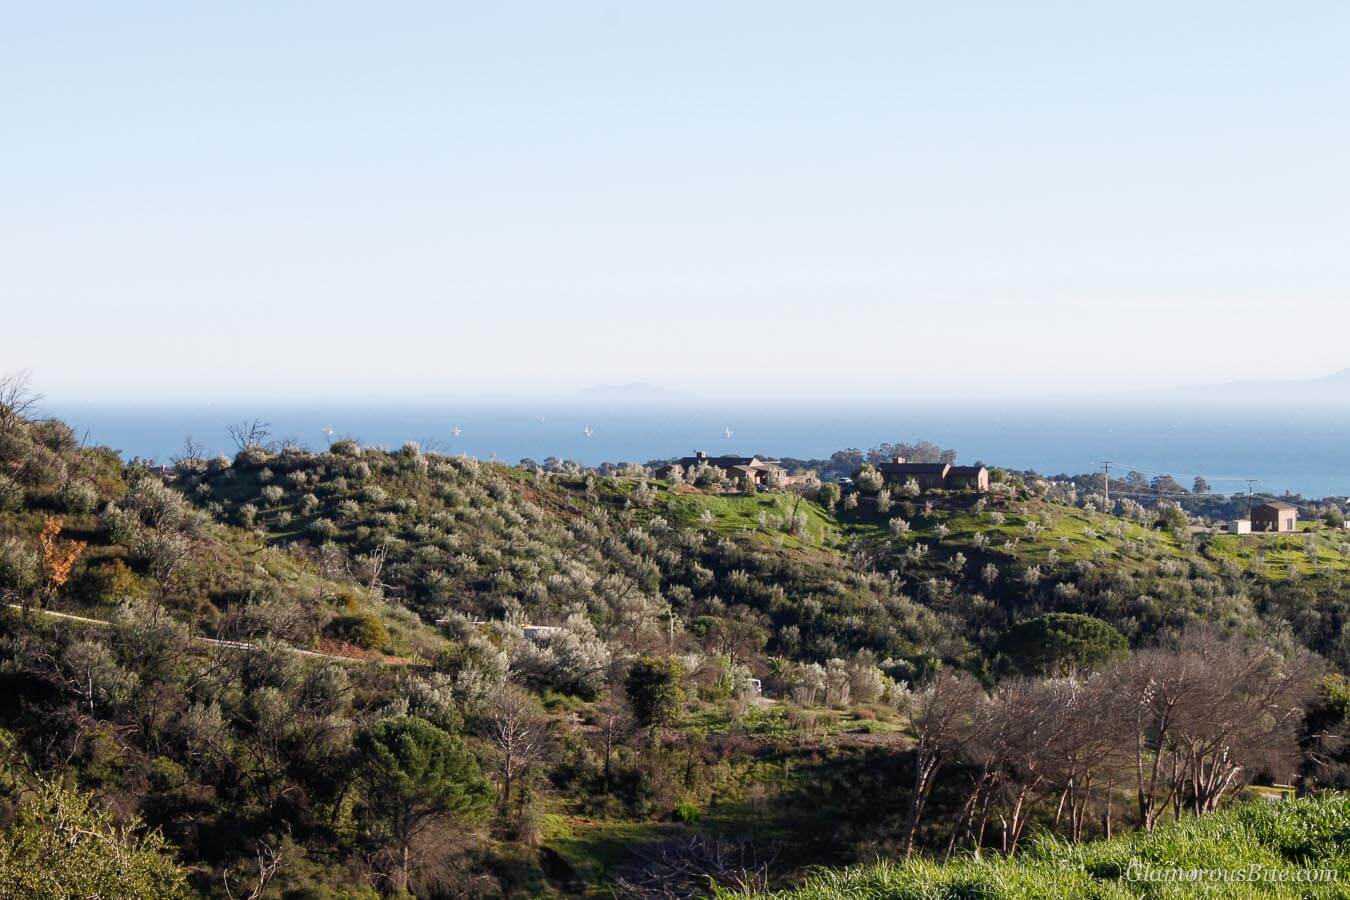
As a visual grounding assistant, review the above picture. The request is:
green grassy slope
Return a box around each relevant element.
[735,796,1350,899]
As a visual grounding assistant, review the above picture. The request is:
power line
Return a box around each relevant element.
[1083,462,1293,504]
[1098,488,1291,503]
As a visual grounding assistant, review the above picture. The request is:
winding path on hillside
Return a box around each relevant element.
[5,603,415,666]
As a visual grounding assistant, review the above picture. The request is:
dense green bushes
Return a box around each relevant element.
[0,781,189,899]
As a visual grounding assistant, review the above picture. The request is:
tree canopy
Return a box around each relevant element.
[355,715,491,892]
[625,657,686,730]
[0,781,189,900]
[997,613,1127,676]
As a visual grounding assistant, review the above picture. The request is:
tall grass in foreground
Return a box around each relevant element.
[728,796,1350,899]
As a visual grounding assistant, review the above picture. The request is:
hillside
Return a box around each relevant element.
[2,403,1349,896]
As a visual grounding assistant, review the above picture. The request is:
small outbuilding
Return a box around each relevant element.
[947,465,990,492]
[1251,500,1298,533]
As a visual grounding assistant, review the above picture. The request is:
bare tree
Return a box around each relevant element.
[903,670,981,859]
[351,543,389,594]
[1117,643,1201,831]
[487,686,545,814]
[1119,627,1319,830]
[941,678,1067,856]
[943,677,1088,857]
[1171,630,1318,815]
[1042,674,1131,842]
[223,840,282,900]
[0,370,40,430]
[172,435,206,468]
[612,835,776,899]
[996,681,1058,853]
[228,419,272,452]
[595,693,634,795]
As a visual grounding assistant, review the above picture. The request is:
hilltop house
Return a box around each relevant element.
[877,458,989,493]
[878,461,950,491]
[1251,500,1298,533]
[665,451,788,487]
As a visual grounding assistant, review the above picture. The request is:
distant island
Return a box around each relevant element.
[1117,367,1350,406]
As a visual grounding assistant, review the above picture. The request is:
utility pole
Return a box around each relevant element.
[1102,461,1113,506]
[1245,479,1257,517]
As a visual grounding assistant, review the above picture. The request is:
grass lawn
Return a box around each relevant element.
[734,794,1350,899]
[662,490,844,552]
[1204,529,1350,580]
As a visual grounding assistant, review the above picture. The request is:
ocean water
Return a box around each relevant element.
[46,401,1350,499]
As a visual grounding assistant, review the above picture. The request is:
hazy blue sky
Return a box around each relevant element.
[4,2,1348,402]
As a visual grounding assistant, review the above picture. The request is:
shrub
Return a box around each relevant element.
[74,559,140,605]
[0,537,38,594]
[309,517,338,539]
[59,479,99,514]
[260,485,285,506]
[512,620,612,699]
[400,674,465,733]
[0,475,22,512]
[690,464,727,488]
[848,660,886,704]
[329,439,362,457]
[97,504,139,545]
[327,612,388,651]
[856,465,884,492]
[234,447,271,468]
